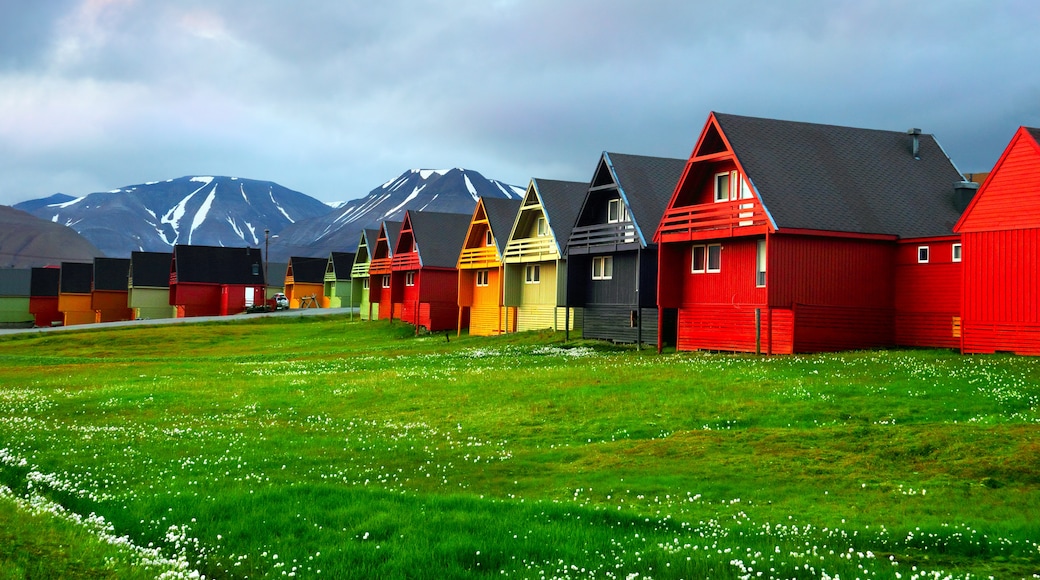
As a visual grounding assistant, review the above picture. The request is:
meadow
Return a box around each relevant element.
[0,314,1038,579]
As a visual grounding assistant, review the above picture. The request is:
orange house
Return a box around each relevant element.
[92,257,133,323]
[457,197,521,335]
[284,256,328,308]
[58,261,95,326]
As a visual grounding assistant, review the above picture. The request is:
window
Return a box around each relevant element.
[525,264,540,284]
[362,278,369,290]
[485,230,494,246]
[714,171,733,202]
[592,256,613,280]
[476,270,489,287]
[756,239,766,287]
[918,245,930,264]
[692,244,722,273]
[952,243,962,263]
[405,271,416,286]
[536,217,548,236]
[381,275,390,288]
[607,199,628,223]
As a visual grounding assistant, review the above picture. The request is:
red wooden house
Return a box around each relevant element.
[92,257,134,323]
[655,112,969,354]
[391,210,472,332]
[58,261,95,326]
[457,197,522,335]
[29,267,61,327]
[169,245,266,317]
[566,152,687,346]
[954,126,1040,354]
[367,221,402,321]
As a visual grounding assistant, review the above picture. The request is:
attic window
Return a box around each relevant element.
[536,217,548,236]
[714,172,733,202]
[952,243,962,263]
[918,246,930,264]
[485,230,494,246]
[607,199,628,223]
[252,263,260,276]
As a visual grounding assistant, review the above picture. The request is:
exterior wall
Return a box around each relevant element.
[894,239,961,348]
[961,228,1040,354]
[465,268,510,336]
[582,305,658,345]
[286,281,324,308]
[59,293,94,326]
[677,305,794,354]
[0,297,33,324]
[324,279,350,308]
[29,297,60,327]
[516,305,582,333]
[92,290,133,323]
[402,268,459,332]
[129,287,176,319]
[171,283,260,317]
[956,133,1040,233]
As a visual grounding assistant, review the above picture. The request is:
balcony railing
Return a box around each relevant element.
[350,262,370,278]
[503,237,557,261]
[657,199,769,241]
[458,246,500,269]
[567,222,639,251]
[369,257,393,275]
[391,253,420,270]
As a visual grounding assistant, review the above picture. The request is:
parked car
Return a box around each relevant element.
[272,293,289,310]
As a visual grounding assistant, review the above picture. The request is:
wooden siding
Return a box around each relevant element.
[961,228,1040,354]
[59,293,94,326]
[0,297,32,324]
[29,297,60,327]
[894,239,961,348]
[469,305,514,335]
[516,305,582,332]
[286,281,324,309]
[582,305,658,345]
[957,131,1040,233]
[462,268,508,336]
[92,290,133,323]
[768,235,895,310]
[129,287,176,320]
[677,305,793,354]
[792,304,894,353]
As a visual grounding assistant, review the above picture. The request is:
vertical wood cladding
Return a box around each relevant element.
[582,305,658,345]
[961,228,1040,354]
[894,239,961,348]
[768,234,895,310]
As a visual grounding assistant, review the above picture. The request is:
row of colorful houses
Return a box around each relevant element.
[4,112,1039,356]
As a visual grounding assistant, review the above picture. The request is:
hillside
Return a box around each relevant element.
[0,205,103,268]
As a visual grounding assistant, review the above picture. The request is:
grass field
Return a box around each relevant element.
[0,314,1038,579]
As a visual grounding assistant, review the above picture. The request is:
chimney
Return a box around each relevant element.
[953,181,979,213]
[907,128,921,159]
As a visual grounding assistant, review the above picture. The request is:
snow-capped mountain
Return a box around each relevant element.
[15,176,333,258]
[272,168,525,260]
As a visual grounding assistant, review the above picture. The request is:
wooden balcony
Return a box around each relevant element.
[391,253,420,270]
[350,262,370,279]
[567,222,639,254]
[458,246,500,269]
[657,199,770,242]
[369,257,393,275]
[503,237,557,262]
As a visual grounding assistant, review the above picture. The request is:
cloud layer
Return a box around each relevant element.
[1,1,1038,205]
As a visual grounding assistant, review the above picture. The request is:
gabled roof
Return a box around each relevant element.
[711,112,966,238]
[480,197,523,254]
[60,262,93,294]
[0,269,31,297]
[531,178,588,252]
[374,221,403,258]
[328,252,355,277]
[93,257,131,291]
[359,228,381,257]
[30,267,60,297]
[266,262,288,287]
[399,211,472,268]
[172,245,265,285]
[129,252,172,288]
[287,256,327,284]
[954,126,1040,233]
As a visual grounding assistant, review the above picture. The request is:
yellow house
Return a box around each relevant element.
[457,197,521,335]
[503,179,588,332]
[284,256,328,308]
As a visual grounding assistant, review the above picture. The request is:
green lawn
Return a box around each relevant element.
[0,315,1038,579]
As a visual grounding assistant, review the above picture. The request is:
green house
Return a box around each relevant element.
[128,251,176,320]
[350,229,380,320]
[0,269,33,327]
[323,251,355,309]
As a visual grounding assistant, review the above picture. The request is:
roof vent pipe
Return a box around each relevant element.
[907,128,922,159]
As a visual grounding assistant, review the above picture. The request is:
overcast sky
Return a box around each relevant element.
[1,1,1037,206]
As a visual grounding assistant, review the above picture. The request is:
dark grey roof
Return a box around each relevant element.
[603,152,687,246]
[328,252,355,278]
[31,267,60,297]
[481,197,522,254]
[266,262,287,286]
[380,221,403,256]
[361,228,381,257]
[129,252,172,288]
[403,211,472,268]
[1026,127,1040,143]
[0,269,31,296]
[172,245,265,285]
[532,178,588,252]
[287,256,327,283]
[60,262,93,294]
[93,258,131,291]
[714,112,967,238]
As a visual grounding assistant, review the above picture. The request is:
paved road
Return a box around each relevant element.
[0,307,361,336]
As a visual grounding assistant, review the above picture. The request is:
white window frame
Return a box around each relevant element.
[362,278,369,290]
[476,270,489,287]
[706,244,722,273]
[381,275,390,289]
[536,217,548,237]
[952,243,962,263]
[691,245,706,273]
[714,171,737,203]
[485,230,494,246]
[607,199,628,223]
[592,256,613,280]
[405,271,416,286]
[756,239,766,287]
[525,264,540,284]
[917,245,930,264]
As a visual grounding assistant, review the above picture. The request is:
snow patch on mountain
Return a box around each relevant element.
[188,184,218,244]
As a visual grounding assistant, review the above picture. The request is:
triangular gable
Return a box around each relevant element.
[692,115,730,159]
[461,198,492,253]
[326,252,354,278]
[394,212,418,265]
[955,126,1040,233]
[372,221,401,260]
